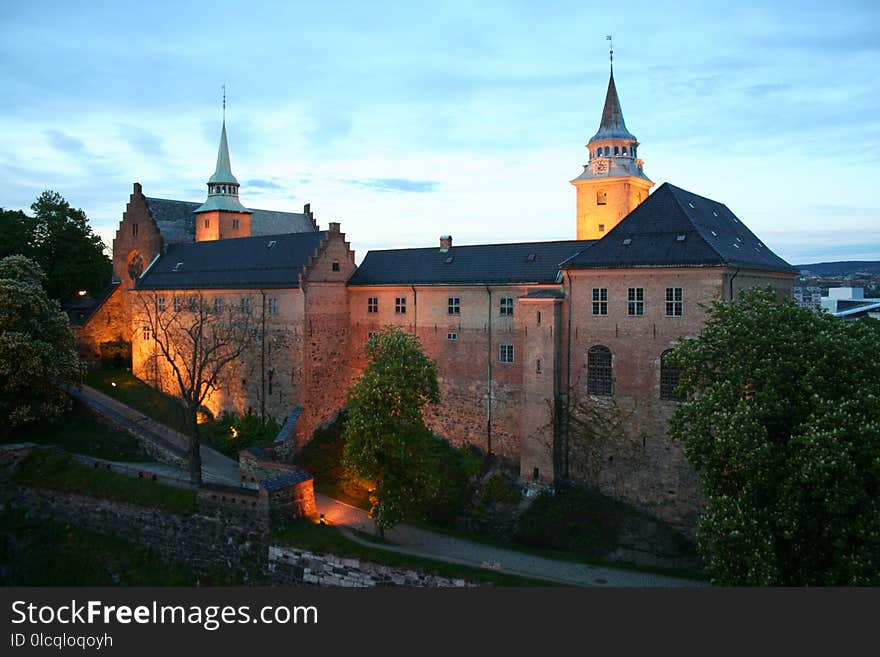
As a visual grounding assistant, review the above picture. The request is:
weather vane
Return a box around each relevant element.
[607,34,613,64]
[222,84,226,120]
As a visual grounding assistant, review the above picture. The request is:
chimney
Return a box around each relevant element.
[133,182,142,194]
[328,222,340,233]
[439,235,452,252]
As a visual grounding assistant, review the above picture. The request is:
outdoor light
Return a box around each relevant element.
[77,289,87,297]
[319,513,326,525]
[111,382,117,387]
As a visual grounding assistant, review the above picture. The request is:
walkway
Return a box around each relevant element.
[71,384,707,587]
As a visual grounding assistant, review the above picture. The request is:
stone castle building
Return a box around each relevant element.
[75,66,797,532]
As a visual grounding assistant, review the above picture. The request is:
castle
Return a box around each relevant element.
[75,65,797,532]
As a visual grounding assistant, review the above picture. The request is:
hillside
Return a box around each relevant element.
[795,261,880,278]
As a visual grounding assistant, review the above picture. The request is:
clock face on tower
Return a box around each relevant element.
[591,159,608,174]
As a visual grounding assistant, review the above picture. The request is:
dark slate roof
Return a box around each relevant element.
[348,240,594,286]
[136,231,327,290]
[63,281,120,327]
[145,197,316,244]
[561,183,798,273]
[261,471,313,491]
[589,70,637,144]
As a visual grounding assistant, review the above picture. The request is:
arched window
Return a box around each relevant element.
[632,146,637,157]
[587,346,613,396]
[622,146,627,155]
[660,350,684,401]
[604,146,610,156]
[597,190,607,206]
[613,146,619,155]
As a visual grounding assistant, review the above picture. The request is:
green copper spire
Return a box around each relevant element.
[195,96,251,215]
[208,120,239,185]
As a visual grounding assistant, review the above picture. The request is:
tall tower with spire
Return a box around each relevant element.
[194,99,253,242]
[571,49,652,240]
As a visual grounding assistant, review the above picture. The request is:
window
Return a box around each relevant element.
[214,297,224,313]
[395,297,406,314]
[604,146,610,156]
[157,296,166,312]
[368,331,378,339]
[500,297,514,316]
[173,297,181,312]
[241,297,252,314]
[613,146,619,155]
[536,358,542,374]
[665,288,683,316]
[332,261,340,272]
[627,288,644,316]
[499,344,514,364]
[447,332,458,341]
[598,224,605,232]
[232,218,239,229]
[587,346,613,396]
[660,350,684,401]
[132,223,139,237]
[142,326,152,341]
[188,297,197,312]
[592,288,608,315]
[204,219,209,229]
[536,310,541,325]
[268,297,279,316]
[448,297,460,315]
[367,297,378,313]
[597,190,607,205]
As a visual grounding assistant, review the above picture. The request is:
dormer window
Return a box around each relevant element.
[267,240,277,249]
[622,238,632,245]
[172,262,183,272]
[675,234,687,242]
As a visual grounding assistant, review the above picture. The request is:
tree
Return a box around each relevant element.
[342,326,442,535]
[30,191,112,300]
[0,255,85,433]
[669,288,880,585]
[0,191,111,301]
[135,291,257,485]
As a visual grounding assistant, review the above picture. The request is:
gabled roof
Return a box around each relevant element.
[136,231,327,290]
[561,183,798,273]
[144,198,317,244]
[348,240,593,286]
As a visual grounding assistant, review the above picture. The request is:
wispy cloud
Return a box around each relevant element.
[45,129,86,156]
[343,178,440,193]
[245,178,284,190]
[119,125,165,158]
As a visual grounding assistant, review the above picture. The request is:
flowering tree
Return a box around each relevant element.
[0,256,85,433]
[669,288,880,585]
[342,326,441,535]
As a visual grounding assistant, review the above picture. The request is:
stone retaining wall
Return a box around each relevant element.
[268,546,478,587]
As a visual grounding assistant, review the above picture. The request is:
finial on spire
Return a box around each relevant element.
[606,34,613,69]
[222,84,226,122]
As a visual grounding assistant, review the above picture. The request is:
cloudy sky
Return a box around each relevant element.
[1,0,878,264]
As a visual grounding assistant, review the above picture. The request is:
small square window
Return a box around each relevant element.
[367,297,378,313]
[368,331,378,340]
[627,288,644,316]
[332,261,340,272]
[499,344,514,364]
[448,297,460,315]
[592,288,608,315]
[500,297,514,316]
[447,332,458,341]
[395,297,406,314]
[598,224,605,232]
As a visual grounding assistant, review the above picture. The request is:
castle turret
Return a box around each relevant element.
[571,62,653,240]
[194,115,253,241]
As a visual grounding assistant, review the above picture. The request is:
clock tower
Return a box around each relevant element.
[571,63,653,240]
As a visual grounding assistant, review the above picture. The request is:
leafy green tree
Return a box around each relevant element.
[0,255,85,433]
[29,191,112,300]
[0,208,37,261]
[342,326,442,535]
[669,288,880,585]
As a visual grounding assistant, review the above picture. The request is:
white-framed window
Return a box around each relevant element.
[500,297,514,316]
[499,344,514,364]
[592,288,608,315]
[395,297,406,314]
[627,288,644,316]
[142,326,152,341]
[157,296,166,312]
[447,332,458,341]
[448,297,460,315]
[214,297,224,313]
[173,297,182,312]
[665,288,683,317]
[367,297,378,313]
[268,297,279,316]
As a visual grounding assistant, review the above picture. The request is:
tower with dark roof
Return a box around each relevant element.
[571,63,653,240]
[194,117,253,241]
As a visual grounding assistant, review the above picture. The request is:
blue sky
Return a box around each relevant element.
[1,0,878,264]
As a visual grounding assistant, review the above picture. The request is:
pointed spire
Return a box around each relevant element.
[195,89,250,215]
[209,119,239,185]
[588,59,637,144]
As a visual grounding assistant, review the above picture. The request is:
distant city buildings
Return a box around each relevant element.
[820,287,880,320]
